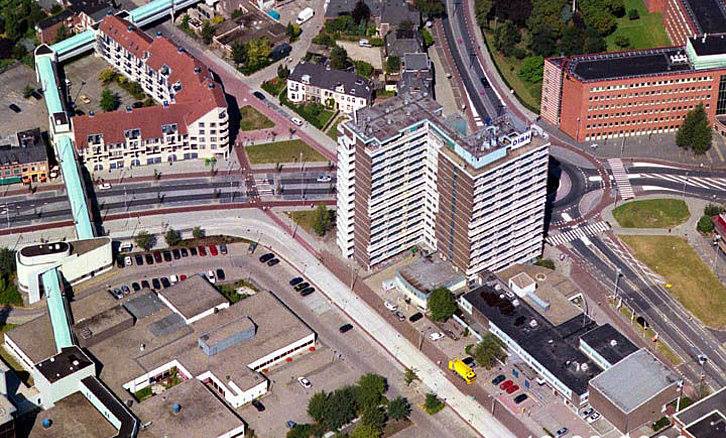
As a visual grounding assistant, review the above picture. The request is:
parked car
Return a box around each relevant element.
[286,420,297,429]
[339,323,354,333]
[169,274,179,284]
[141,280,151,290]
[219,244,228,255]
[300,287,315,296]
[289,277,304,286]
[179,274,188,281]
[555,427,569,437]
[151,278,161,290]
[131,282,141,292]
[587,412,601,423]
[581,408,594,418]
[267,258,280,266]
[110,288,123,299]
[499,380,513,390]
[163,251,172,262]
[428,332,444,341]
[198,246,207,256]
[216,268,225,281]
[8,104,21,113]
[505,384,519,394]
[153,251,162,263]
[209,245,218,256]
[358,38,371,47]
[297,377,312,389]
[291,117,303,126]
[394,310,405,321]
[145,254,154,264]
[491,375,506,385]
[316,174,332,183]
[172,248,181,259]
[99,182,112,190]
[384,300,397,311]
[513,394,528,404]
[259,253,275,263]
[206,270,216,284]
[134,254,144,265]
[79,94,91,104]
[253,91,266,100]
[462,357,476,368]
[251,399,265,412]
[189,247,198,256]
[124,256,132,267]
[294,282,310,291]
[180,248,189,257]
[160,277,171,288]
[409,312,423,323]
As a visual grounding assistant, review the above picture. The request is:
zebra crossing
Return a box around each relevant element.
[607,158,635,200]
[637,173,726,191]
[546,221,611,246]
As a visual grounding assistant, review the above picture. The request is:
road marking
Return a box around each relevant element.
[546,221,610,246]
[608,158,634,200]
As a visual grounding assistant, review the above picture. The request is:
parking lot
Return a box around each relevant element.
[0,64,49,138]
[63,55,140,115]
[337,41,384,70]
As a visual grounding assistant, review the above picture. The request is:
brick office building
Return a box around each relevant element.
[541,35,726,142]
[643,0,726,45]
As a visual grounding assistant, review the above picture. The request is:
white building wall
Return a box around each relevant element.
[247,333,316,371]
[336,128,357,258]
[196,371,268,408]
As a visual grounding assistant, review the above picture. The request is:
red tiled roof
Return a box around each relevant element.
[77,16,227,149]
[714,213,726,236]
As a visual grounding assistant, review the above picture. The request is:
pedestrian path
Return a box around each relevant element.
[546,221,610,246]
[608,158,635,200]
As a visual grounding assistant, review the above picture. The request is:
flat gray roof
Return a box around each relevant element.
[30,392,118,438]
[135,379,244,438]
[589,349,679,413]
[5,315,57,364]
[158,274,226,320]
[674,387,725,433]
[398,256,464,293]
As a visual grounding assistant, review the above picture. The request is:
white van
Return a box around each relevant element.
[120,242,133,253]
[296,7,314,25]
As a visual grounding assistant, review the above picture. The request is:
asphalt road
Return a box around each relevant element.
[571,237,726,388]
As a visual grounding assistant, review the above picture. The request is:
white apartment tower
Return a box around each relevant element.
[337,96,550,277]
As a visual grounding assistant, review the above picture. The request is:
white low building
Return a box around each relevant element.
[287,61,373,114]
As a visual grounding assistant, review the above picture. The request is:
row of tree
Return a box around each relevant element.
[133,226,205,251]
[0,247,21,306]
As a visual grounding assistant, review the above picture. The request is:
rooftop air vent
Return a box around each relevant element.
[125,106,132,112]
[208,83,214,89]
[528,319,538,328]
[610,339,618,347]
[127,25,134,32]
[156,31,162,37]
[41,419,52,429]
[194,66,202,74]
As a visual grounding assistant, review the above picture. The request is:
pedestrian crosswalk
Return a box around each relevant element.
[546,221,610,246]
[608,158,635,200]
[638,173,726,191]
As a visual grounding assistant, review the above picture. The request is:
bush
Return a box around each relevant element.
[534,258,555,270]
[423,393,445,415]
[518,56,544,83]
[387,397,411,420]
[421,28,434,48]
[165,228,182,246]
[192,226,205,239]
[427,287,457,321]
[0,275,22,306]
[697,215,715,233]
[628,8,639,20]
[614,34,630,48]
[386,56,401,73]
[652,416,670,431]
[370,37,384,47]
[353,60,374,78]
[134,230,156,251]
[0,248,16,275]
[100,88,119,112]
[704,203,725,217]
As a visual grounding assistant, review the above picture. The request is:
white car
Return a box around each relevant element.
[358,38,371,47]
[316,174,332,183]
[587,412,601,423]
[206,270,216,284]
[169,274,179,284]
[124,256,132,267]
[291,117,303,126]
[428,332,444,341]
[384,300,397,311]
[99,183,112,190]
[297,376,312,389]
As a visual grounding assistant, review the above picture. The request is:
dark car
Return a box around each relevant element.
[339,323,354,333]
[131,282,141,292]
[462,357,476,368]
[135,254,144,265]
[8,104,21,113]
[267,258,280,266]
[491,374,506,386]
[160,277,171,288]
[216,268,225,281]
[132,101,144,108]
[219,244,228,255]
[513,394,528,404]
[300,287,315,296]
[289,277,304,286]
[153,251,163,263]
[145,254,154,264]
[141,280,150,290]
[253,91,266,100]
[294,282,310,291]
[189,247,198,256]
[259,253,275,263]
[151,278,161,290]
[172,248,181,259]
[180,248,189,257]
[251,399,265,412]
[408,312,423,323]
[163,251,172,262]
[109,288,123,300]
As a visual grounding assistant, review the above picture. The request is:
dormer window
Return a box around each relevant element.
[87,134,102,145]
[161,65,170,75]
[301,74,310,84]
[162,124,178,135]
[124,128,141,139]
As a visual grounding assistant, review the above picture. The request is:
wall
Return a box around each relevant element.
[35,365,95,409]
[540,59,564,124]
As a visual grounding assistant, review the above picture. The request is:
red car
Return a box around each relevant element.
[505,384,520,394]
[179,274,187,281]
[198,245,207,256]
[209,245,218,256]
[153,251,162,263]
[499,380,513,390]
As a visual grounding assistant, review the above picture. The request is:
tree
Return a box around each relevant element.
[353,60,374,78]
[134,230,155,251]
[307,391,328,423]
[423,393,444,414]
[201,20,215,44]
[387,397,411,421]
[355,373,387,409]
[350,424,382,438]
[529,24,558,57]
[628,8,639,20]
[352,0,371,25]
[277,64,290,79]
[415,0,445,18]
[164,228,181,246]
[330,45,349,70]
[386,55,401,73]
[243,37,272,71]
[697,215,715,233]
[312,205,332,236]
[99,88,119,111]
[99,68,118,84]
[324,386,358,430]
[704,203,725,216]
[475,0,492,28]
[286,22,302,42]
[493,21,520,57]
[404,368,418,386]
[361,405,386,431]
[192,226,205,239]
[559,25,586,56]
[0,248,16,275]
[518,56,544,83]
[494,0,533,25]
[582,27,607,53]
[231,42,246,67]
[614,34,630,48]
[676,104,712,155]
[427,287,457,321]
[287,424,315,438]
[472,333,507,369]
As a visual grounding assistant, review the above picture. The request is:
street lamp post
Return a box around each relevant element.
[613,267,622,304]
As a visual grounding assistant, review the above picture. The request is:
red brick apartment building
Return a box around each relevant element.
[542,0,726,142]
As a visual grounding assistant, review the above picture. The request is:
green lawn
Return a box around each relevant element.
[261,78,286,97]
[606,0,671,50]
[245,140,327,164]
[239,105,274,131]
[621,235,726,328]
[286,210,318,234]
[612,199,690,228]
[279,89,336,130]
[483,31,541,112]
[326,116,348,140]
